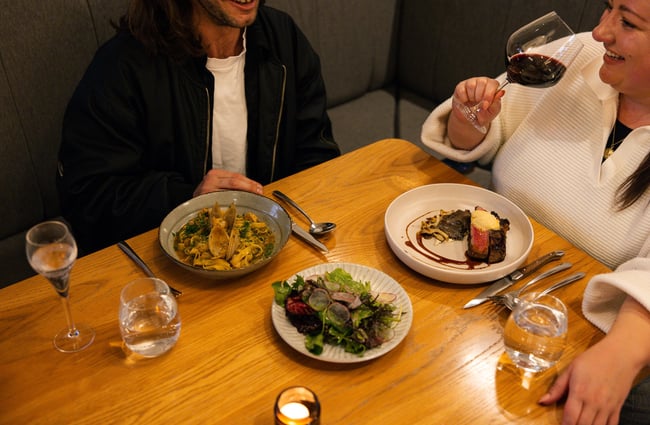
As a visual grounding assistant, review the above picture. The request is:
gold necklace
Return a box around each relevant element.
[603,122,626,160]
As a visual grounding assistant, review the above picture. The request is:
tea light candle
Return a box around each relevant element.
[275,386,320,425]
[280,402,310,420]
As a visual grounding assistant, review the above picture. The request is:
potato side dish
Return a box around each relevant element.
[173,202,275,270]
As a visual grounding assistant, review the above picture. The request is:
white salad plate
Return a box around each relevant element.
[271,262,413,363]
[384,183,534,284]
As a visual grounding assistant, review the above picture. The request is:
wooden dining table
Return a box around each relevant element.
[1,138,633,424]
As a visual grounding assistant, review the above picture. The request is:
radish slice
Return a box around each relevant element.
[307,288,330,311]
[374,292,397,304]
[326,302,350,328]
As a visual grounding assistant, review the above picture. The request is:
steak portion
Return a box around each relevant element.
[466,208,510,263]
[436,209,471,240]
[417,206,511,264]
[420,209,471,242]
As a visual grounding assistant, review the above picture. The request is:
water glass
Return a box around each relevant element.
[119,277,181,358]
[503,292,568,373]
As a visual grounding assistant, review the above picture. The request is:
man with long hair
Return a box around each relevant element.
[57,0,339,253]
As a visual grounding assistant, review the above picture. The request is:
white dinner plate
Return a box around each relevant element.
[384,183,534,284]
[271,262,413,363]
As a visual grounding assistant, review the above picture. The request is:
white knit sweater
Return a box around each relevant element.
[421,33,650,335]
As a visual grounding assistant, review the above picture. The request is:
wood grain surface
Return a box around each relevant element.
[1,139,621,424]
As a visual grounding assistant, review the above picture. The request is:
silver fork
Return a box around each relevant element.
[495,271,586,310]
[488,262,572,308]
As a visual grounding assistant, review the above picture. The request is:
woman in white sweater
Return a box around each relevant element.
[421,2,650,424]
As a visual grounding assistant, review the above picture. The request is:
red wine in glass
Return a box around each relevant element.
[453,11,583,133]
[506,53,567,88]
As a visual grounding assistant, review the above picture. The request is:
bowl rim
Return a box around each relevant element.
[158,190,291,278]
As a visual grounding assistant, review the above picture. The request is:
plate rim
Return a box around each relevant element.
[271,262,413,363]
[384,183,534,284]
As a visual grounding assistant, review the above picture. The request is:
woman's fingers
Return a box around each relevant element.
[455,77,501,105]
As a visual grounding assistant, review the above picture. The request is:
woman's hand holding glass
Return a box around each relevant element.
[448,78,505,149]
[452,12,583,135]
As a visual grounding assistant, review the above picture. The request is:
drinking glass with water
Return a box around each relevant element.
[119,277,181,358]
[503,292,568,373]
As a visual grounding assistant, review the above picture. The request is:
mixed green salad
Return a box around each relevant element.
[272,268,404,356]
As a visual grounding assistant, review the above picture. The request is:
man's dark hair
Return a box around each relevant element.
[119,0,267,61]
[118,0,204,60]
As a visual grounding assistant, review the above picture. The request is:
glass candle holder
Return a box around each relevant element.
[275,386,320,425]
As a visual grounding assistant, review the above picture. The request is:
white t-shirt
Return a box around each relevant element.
[205,31,248,174]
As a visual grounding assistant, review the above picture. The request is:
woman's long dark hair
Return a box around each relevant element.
[118,0,203,60]
[617,152,650,210]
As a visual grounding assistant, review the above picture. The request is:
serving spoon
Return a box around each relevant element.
[272,190,337,236]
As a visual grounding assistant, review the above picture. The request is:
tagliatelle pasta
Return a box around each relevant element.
[173,202,275,271]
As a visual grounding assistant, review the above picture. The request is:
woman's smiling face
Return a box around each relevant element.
[592,0,650,98]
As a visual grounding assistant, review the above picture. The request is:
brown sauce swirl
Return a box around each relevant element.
[404,210,486,270]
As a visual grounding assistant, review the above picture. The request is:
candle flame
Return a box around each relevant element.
[280,402,310,420]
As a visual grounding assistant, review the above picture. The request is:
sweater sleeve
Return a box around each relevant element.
[419,98,503,168]
[420,33,602,171]
[582,256,650,333]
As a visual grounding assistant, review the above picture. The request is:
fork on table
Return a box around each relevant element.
[489,270,586,310]
[487,262,571,307]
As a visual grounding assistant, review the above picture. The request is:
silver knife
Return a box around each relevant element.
[463,250,564,308]
[117,240,183,297]
[291,222,329,253]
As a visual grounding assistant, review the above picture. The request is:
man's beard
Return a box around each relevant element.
[197,0,257,28]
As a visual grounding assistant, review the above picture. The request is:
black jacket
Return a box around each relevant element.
[57,6,340,254]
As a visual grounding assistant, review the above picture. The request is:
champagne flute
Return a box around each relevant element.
[26,221,95,352]
[453,11,584,133]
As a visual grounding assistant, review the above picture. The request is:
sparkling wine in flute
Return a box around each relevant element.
[29,242,76,296]
[26,221,95,353]
[453,11,583,133]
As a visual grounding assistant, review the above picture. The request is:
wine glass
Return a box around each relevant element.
[453,11,584,133]
[26,220,95,352]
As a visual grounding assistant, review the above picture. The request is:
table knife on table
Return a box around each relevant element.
[117,240,183,298]
[463,250,564,309]
[291,222,329,253]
